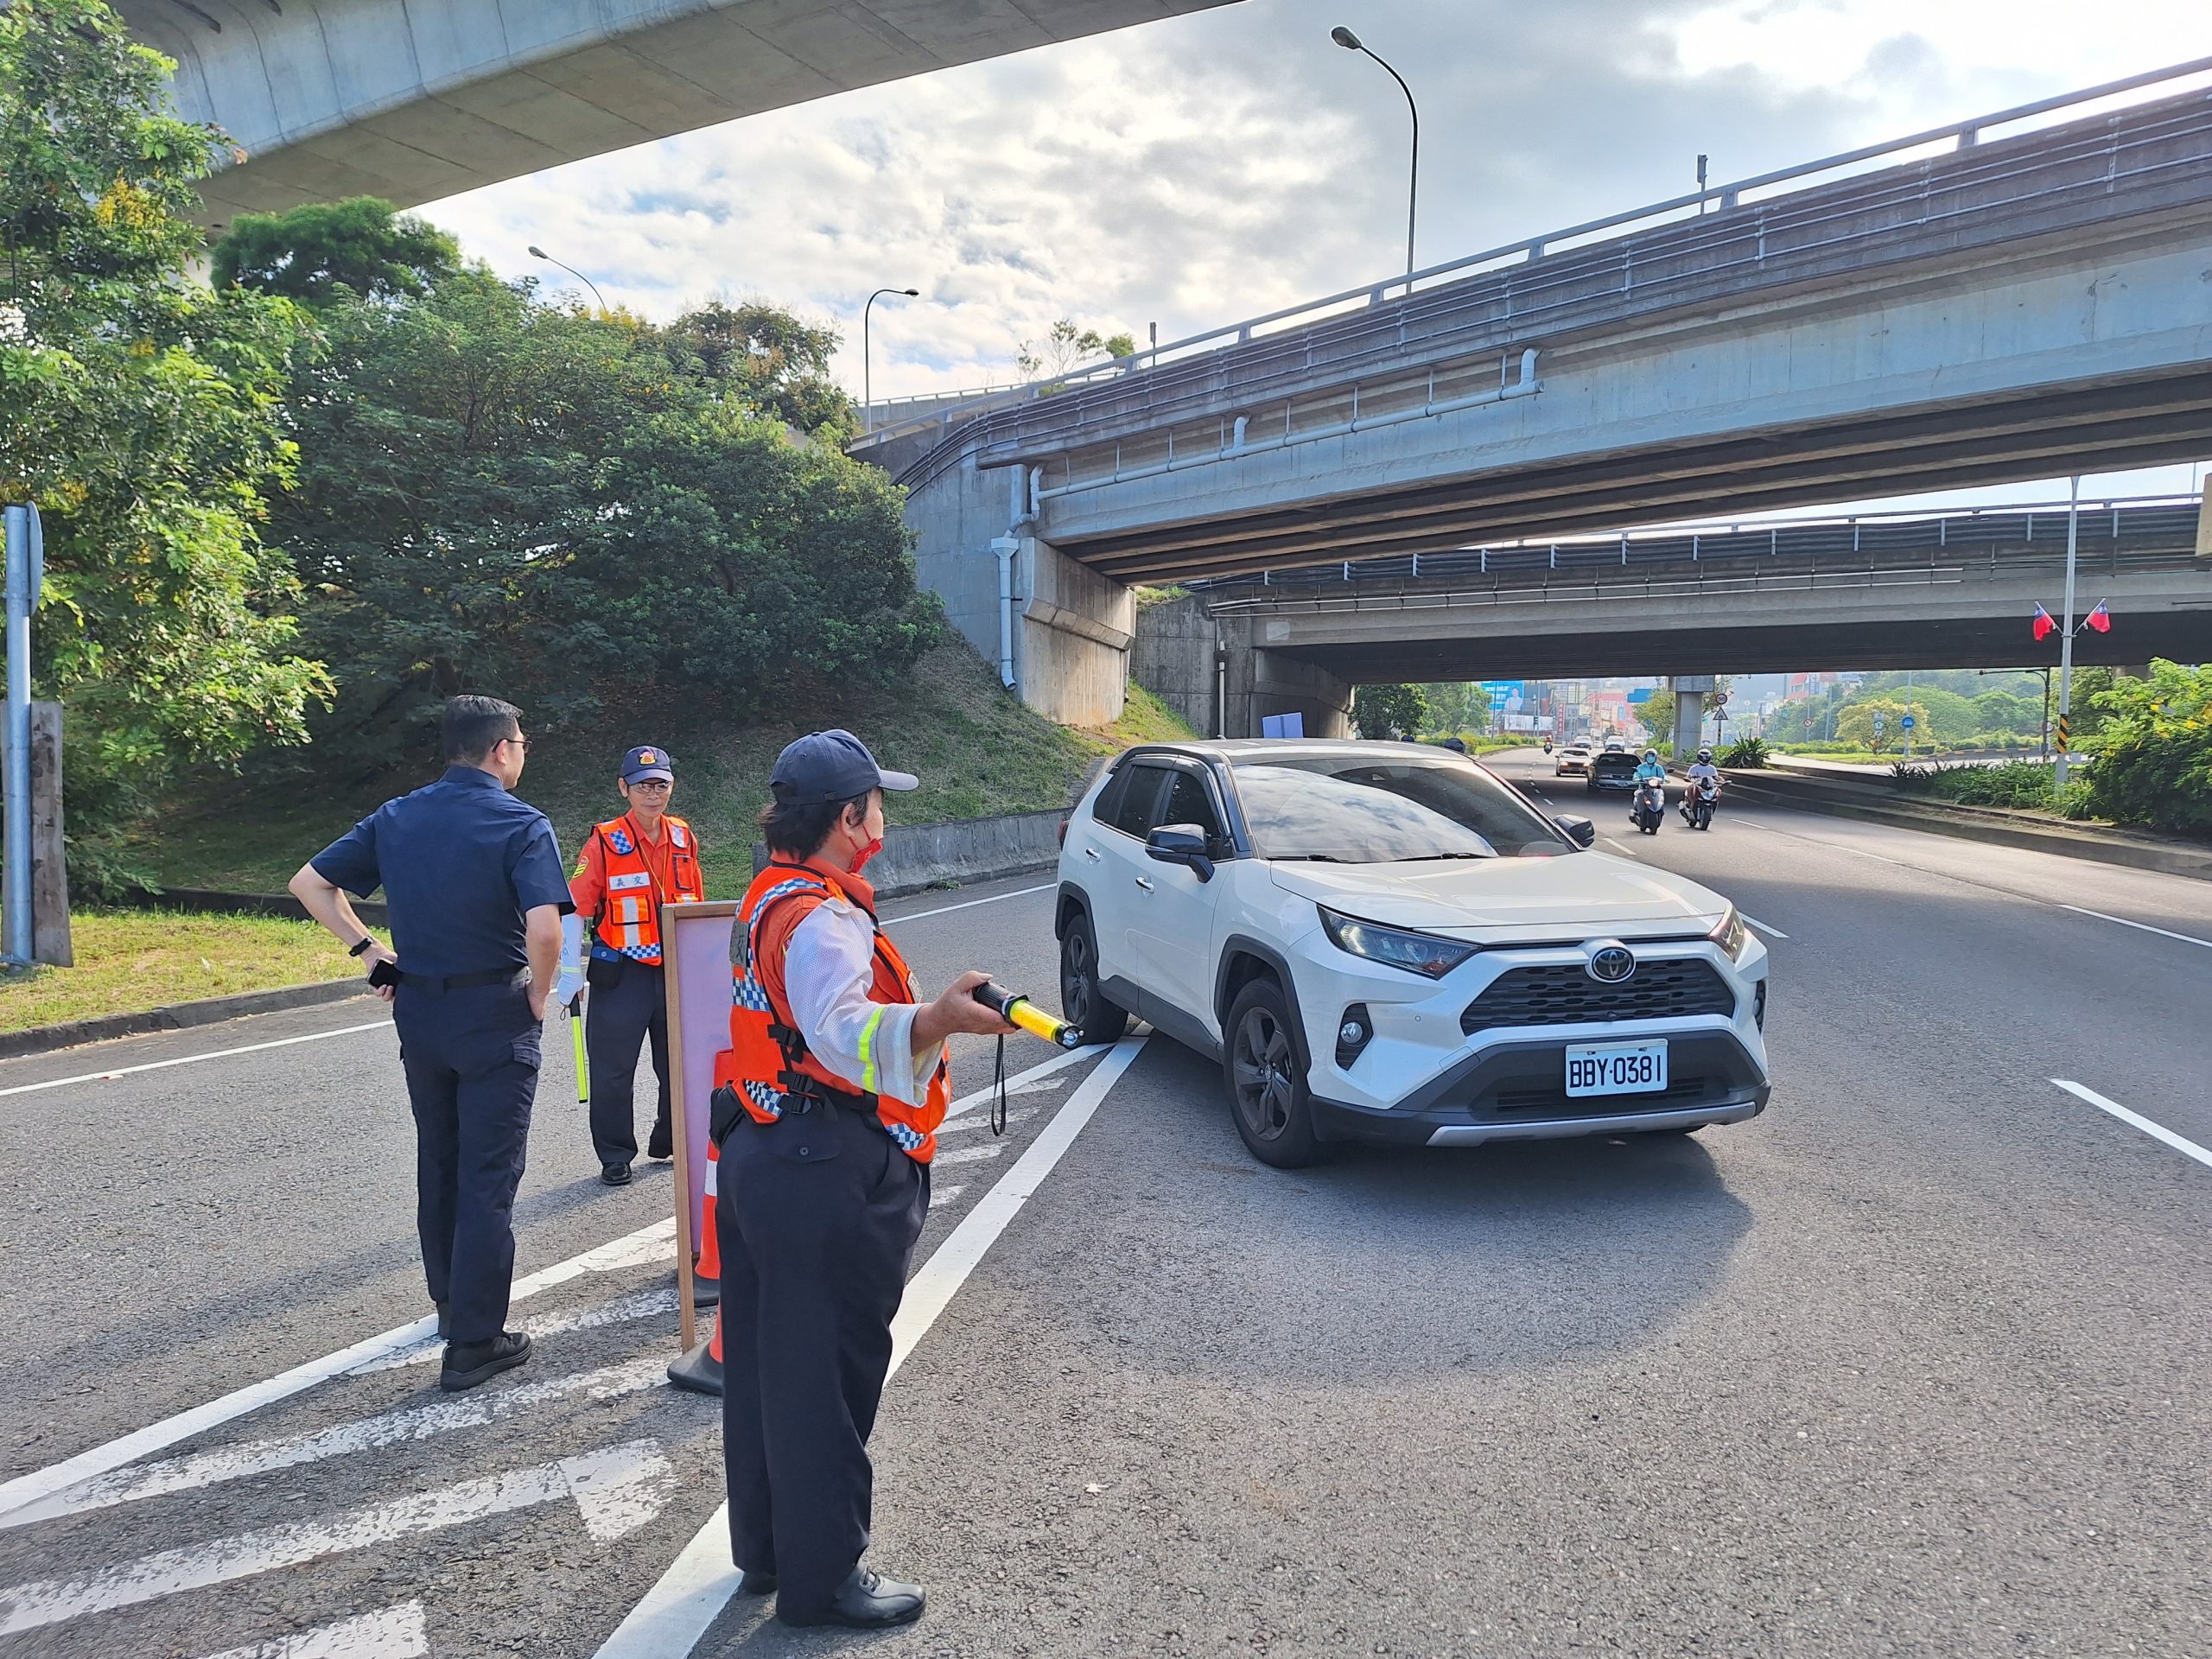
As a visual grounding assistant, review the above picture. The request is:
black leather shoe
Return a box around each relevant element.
[646,1124,673,1161]
[779,1567,925,1629]
[435,1300,451,1339]
[601,1161,632,1186]
[738,1568,777,1596]
[440,1332,531,1392]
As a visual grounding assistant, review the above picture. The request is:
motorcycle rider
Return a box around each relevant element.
[1630,747,1667,823]
[1681,747,1721,823]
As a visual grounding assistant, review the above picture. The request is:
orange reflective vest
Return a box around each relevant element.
[587,814,704,965]
[712,861,950,1164]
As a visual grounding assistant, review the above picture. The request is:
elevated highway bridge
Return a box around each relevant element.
[880,62,2212,725]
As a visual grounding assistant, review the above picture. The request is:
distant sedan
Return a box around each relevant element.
[1554,743,1593,776]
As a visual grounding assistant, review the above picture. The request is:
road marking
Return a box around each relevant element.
[0,1216,674,1524]
[0,1020,388,1100]
[352,1287,680,1375]
[2051,1080,2212,1171]
[884,882,1053,925]
[1743,916,1789,939]
[932,1184,965,1205]
[932,1142,1008,1166]
[1601,836,1638,856]
[938,1042,1096,1122]
[592,1034,1152,1659]
[4,1354,664,1529]
[937,1104,1040,1137]
[2058,906,2212,951]
[198,1602,427,1659]
[0,1440,675,1637]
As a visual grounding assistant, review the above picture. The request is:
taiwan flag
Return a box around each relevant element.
[2031,603,2057,642]
[2084,601,2112,633]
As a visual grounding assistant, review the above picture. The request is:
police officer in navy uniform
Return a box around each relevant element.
[289,696,575,1393]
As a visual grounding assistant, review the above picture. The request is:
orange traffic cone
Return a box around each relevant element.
[667,1299,724,1395]
[692,1135,721,1309]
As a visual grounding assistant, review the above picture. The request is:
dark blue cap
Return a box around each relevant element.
[621,744,674,784]
[769,729,918,806]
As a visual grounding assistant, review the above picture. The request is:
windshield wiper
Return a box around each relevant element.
[1395,850,1494,862]
[1270,853,1347,862]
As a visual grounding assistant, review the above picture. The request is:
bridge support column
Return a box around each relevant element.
[1670,677,1707,762]
[1222,619,1352,739]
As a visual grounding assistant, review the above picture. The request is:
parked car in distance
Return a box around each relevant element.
[1054,741,1771,1168]
[1586,751,1642,793]
[1554,743,1593,777]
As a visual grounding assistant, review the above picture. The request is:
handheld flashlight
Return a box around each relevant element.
[971,981,1084,1048]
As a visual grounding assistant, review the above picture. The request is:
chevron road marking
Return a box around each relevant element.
[0,1440,675,1637]
[197,1601,428,1659]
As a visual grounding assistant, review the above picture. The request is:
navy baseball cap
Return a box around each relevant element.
[769,729,918,805]
[621,744,674,784]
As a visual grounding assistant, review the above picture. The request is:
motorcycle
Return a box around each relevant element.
[1685,775,1721,831]
[1541,736,1554,755]
[1630,777,1667,836]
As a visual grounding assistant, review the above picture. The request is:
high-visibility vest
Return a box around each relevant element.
[588,814,704,964]
[711,862,950,1164]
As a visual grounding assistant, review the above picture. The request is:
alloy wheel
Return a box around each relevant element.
[1231,1006,1295,1141]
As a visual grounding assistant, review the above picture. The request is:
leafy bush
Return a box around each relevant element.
[2072,660,2212,836]
[1354,683,1428,741]
[1891,760,2059,810]
[1719,735,1769,768]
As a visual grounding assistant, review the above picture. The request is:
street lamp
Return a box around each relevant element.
[1331,25,1420,281]
[526,245,607,313]
[862,286,919,434]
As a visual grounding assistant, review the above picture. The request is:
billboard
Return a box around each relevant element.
[1478,680,1525,715]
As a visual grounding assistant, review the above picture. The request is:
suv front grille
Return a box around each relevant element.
[1461,959,1735,1033]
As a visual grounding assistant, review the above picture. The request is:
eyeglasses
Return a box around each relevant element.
[498,734,531,753]
[629,779,671,791]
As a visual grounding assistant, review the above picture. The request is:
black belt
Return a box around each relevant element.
[397,968,529,991]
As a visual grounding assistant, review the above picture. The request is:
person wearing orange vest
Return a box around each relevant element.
[711,729,1012,1630]
[557,744,707,1185]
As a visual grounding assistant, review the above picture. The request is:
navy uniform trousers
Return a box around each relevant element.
[584,959,671,1165]
[393,977,541,1346]
[719,1098,929,1618]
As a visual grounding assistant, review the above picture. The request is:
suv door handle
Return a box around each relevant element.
[1083,846,1100,860]
[1134,877,1154,893]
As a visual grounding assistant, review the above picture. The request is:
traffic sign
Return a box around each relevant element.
[1872,713,1887,734]
[1900,714,1916,730]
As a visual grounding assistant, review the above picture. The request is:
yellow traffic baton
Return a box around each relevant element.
[970,980,1083,1049]
[568,994,588,1103]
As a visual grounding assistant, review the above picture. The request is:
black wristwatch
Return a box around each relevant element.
[348,935,377,957]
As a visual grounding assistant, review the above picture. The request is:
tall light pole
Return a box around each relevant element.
[1332,26,1419,281]
[862,287,918,434]
[527,245,607,313]
[2056,474,2081,786]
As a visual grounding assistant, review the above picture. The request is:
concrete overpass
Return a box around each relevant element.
[118,0,1235,223]
[888,60,2212,725]
[1134,496,2212,739]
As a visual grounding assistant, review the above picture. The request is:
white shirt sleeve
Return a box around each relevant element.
[781,899,944,1107]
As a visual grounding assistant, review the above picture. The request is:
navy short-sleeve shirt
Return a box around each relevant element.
[311,766,574,979]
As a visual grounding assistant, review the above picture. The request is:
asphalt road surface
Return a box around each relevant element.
[2,775,2206,1659]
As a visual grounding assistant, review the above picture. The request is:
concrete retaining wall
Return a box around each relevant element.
[753,806,1074,899]
[1132,593,1218,736]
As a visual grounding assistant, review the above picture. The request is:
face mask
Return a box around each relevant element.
[850,834,883,874]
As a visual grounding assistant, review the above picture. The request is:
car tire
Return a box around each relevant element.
[1222,977,1326,1169]
[1058,911,1129,1047]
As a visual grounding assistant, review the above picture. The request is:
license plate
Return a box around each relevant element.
[1565,1041,1669,1096]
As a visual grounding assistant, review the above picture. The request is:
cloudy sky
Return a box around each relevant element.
[420,0,2212,506]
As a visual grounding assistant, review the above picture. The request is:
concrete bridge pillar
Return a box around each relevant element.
[1670,677,1709,763]
[1132,605,1352,740]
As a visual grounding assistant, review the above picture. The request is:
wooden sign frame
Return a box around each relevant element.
[659,899,739,1353]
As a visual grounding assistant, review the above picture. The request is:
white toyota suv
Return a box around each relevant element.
[1055,741,1770,1167]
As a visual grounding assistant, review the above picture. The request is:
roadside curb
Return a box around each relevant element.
[0,976,377,1062]
[1723,773,2212,881]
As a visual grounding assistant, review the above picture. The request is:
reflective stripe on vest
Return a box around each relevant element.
[589,814,704,963]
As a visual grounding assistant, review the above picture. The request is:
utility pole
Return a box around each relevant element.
[2056,475,2080,785]
[3,504,41,965]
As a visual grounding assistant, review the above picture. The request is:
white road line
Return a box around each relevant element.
[1601,836,1638,856]
[883,882,1053,925]
[0,1020,388,1100]
[2059,906,2212,951]
[932,1185,965,1205]
[936,1105,1039,1137]
[931,1142,1008,1166]
[0,1215,674,1523]
[200,1602,428,1659]
[2051,1079,2212,1171]
[591,1034,1152,1659]
[0,1440,676,1636]
[938,1042,1095,1122]
[352,1287,679,1375]
[1743,916,1789,939]
[3,1357,665,1531]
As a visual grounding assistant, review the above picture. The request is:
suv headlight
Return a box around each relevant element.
[1707,906,1749,962]
[1319,907,1478,979]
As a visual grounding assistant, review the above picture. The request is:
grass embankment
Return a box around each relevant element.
[153,644,1196,898]
[0,909,357,1033]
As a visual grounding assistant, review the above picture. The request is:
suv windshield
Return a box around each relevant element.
[1232,756,1571,864]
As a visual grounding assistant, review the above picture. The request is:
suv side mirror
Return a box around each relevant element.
[1554,815,1596,849]
[1146,823,1215,881]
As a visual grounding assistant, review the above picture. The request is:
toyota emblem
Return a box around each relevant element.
[1587,944,1636,983]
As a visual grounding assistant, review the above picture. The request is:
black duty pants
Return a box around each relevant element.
[391,978,541,1345]
[719,1100,929,1617]
[585,960,670,1166]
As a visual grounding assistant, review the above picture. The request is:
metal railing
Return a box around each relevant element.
[871,54,2212,471]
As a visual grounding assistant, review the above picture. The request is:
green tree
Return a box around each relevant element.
[1353,683,1429,741]
[1,0,328,881]
[210,196,461,305]
[1017,318,1134,381]
[1417,683,1490,734]
[2075,659,2212,833]
[1834,698,1927,753]
[658,300,850,433]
